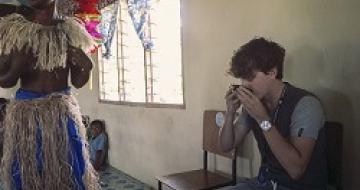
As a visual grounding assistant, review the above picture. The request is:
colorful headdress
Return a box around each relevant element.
[74,0,102,44]
[56,0,103,52]
[15,0,103,52]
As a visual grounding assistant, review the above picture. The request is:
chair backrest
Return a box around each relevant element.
[203,110,236,159]
[203,110,237,185]
[325,121,343,190]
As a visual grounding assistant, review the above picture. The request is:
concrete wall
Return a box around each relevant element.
[1,0,359,189]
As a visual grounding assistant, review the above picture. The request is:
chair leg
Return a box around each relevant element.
[158,180,162,190]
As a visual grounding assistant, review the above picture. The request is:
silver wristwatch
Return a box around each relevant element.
[260,120,272,131]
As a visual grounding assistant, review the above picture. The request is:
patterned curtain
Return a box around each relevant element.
[99,0,119,58]
[99,0,153,58]
[127,0,153,50]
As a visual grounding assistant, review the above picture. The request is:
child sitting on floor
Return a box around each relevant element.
[89,119,108,171]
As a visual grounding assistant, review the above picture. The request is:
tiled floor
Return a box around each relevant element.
[99,166,152,190]
[0,166,152,190]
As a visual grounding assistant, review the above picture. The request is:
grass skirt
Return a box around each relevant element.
[1,88,99,190]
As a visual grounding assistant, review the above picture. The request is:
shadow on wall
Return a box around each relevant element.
[285,44,326,88]
[321,42,360,189]
[286,41,360,189]
[315,87,354,185]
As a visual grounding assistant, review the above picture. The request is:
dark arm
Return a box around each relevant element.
[0,53,21,88]
[68,46,93,88]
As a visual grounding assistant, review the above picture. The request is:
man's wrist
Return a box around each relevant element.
[259,120,271,131]
[257,117,269,125]
[259,116,272,131]
[226,107,236,115]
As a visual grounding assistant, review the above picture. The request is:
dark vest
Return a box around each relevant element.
[248,82,327,190]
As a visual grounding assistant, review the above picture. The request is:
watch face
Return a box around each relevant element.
[260,120,272,131]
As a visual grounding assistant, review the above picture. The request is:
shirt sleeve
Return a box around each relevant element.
[290,96,325,140]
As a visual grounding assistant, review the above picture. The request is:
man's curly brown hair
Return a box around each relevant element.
[228,37,285,80]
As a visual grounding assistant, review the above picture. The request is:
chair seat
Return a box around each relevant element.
[157,169,233,190]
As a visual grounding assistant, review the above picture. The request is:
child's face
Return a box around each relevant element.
[90,124,101,136]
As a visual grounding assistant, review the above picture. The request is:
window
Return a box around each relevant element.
[98,0,184,108]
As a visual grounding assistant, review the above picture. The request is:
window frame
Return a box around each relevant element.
[97,0,186,109]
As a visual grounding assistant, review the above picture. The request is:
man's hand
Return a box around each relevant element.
[67,46,93,71]
[220,86,251,152]
[68,46,93,88]
[225,86,241,113]
[235,86,270,124]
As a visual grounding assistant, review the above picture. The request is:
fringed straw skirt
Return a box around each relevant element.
[1,88,99,190]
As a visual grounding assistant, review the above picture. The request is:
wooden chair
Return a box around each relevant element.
[156,110,237,190]
[325,121,343,190]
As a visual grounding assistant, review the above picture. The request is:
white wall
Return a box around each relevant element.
[1,0,359,189]
[78,0,360,189]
